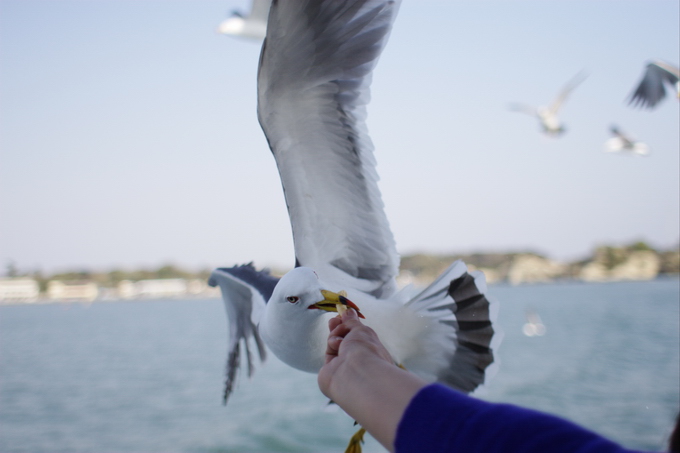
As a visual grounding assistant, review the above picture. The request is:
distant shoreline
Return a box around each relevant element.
[2,241,678,304]
[1,275,678,307]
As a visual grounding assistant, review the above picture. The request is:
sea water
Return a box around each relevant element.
[0,279,678,452]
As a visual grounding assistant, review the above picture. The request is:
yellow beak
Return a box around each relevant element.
[308,290,365,319]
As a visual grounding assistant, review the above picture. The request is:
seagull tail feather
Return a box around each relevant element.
[406,260,499,393]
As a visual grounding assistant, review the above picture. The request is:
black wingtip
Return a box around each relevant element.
[211,263,280,301]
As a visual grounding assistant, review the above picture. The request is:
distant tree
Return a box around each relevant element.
[594,246,627,270]
[196,268,212,281]
[659,249,680,274]
[50,270,92,282]
[107,269,128,285]
[156,264,191,279]
[627,241,655,253]
[30,269,48,292]
[5,260,19,278]
[130,269,156,281]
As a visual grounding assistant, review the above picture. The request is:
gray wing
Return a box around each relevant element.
[248,0,271,22]
[628,60,680,109]
[508,102,538,116]
[208,264,278,404]
[609,125,633,147]
[548,71,588,114]
[257,0,402,298]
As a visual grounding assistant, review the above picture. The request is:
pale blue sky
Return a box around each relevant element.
[1,0,678,274]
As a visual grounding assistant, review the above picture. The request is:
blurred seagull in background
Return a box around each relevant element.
[522,309,546,337]
[217,0,270,40]
[628,60,680,109]
[509,71,588,137]
[604,125,650,156]
[209,1,498,451]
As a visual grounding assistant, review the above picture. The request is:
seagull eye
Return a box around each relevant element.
[286,296,299,304]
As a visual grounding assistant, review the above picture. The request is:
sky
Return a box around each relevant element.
[0,0,678,275]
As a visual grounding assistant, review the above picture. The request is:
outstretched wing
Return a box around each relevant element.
[508,102,537,116]
[609,125,634,147]
[257,0,402,298]
[548,71,588,114]
[208,264,279,404]
[249,0,271,23]
[628,60,680,109]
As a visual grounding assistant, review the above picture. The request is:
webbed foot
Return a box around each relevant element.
[344,427,366,453]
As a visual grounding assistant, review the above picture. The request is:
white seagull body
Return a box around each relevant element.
[217,0,270,40]
[509,71,588,137]
[209,0,498,409]
[628,60,680,109]
[604,125,650,156]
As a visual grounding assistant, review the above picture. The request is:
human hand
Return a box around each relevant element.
[318,308,394,400]
[317,308,427,452]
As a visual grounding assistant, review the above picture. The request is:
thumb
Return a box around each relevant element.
[341,307,362,324]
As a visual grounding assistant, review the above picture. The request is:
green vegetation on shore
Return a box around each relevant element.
[401,241,679,284]
[4,240,679,289]
[4,263,213,292]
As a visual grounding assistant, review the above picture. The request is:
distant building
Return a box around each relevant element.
[465,265,501,285]
[187,279,213,296]
[0,278,40,303]
[580,262,609,282]
[610,251,660,280]
[117,278,187,299]
[507,254,566,285]
[47,281,99,302]
[581,250,660,282]
[116,278,220,299]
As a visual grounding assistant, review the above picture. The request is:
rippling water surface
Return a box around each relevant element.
[1,279,678,452]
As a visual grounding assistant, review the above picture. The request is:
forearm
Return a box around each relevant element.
[327,355,427,452]
[395,384,635,453]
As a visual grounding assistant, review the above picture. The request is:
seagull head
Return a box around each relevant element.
[270,267,364,318]
[260,267,364,373]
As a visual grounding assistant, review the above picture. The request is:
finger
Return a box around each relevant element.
[328,316,342,331]
[343,308,358,320]
[329,321,351,339]
[324,336,343,363]
[340,308,364,327]
[328,335,343,354]
[329,309,365,339]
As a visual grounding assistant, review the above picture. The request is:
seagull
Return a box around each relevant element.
[628,60,680,109]
[604,125,650,156]
[522,308,546,337]
[217,0,270,40]
[509,71,588,137]
[209,1,498,450]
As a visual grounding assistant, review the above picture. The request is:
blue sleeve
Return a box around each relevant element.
[395,384,648,453]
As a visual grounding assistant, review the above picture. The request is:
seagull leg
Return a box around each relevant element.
[344,427,366,453]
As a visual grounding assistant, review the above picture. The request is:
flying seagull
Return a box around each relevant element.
[628,60,680,109]
[209,0,498,450]
[509,71,588,137]
[217,0,270,40]
[604,125,650,156]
